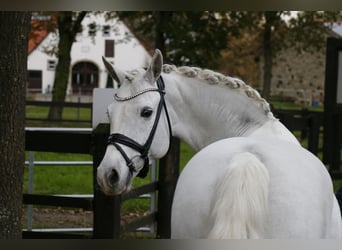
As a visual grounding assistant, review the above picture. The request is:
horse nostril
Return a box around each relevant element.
[108,169,119,187]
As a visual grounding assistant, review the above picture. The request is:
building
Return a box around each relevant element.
[217,19,342,106]
[267,23,342,105]
[27,12,151,100]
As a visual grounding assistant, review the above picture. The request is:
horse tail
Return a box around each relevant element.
[207,152,270,239]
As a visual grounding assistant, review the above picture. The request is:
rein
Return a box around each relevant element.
[107,76,172,178]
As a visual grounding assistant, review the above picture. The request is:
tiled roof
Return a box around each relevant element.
[28,20,49,54]
[28,15,57,54]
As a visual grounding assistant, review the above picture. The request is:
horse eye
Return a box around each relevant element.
[141,107,153,118]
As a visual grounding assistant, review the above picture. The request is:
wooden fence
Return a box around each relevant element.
[274,108,342,179]
[22,108,341,239]
[23,128,93,239]
[23,125,177,239]
[274,109,323,155]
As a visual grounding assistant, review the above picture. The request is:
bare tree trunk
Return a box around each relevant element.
[48,13,73,120]
[262,12,275,100]
[155,11,166,55]
[48,11,87,120]
[0,11,31,239]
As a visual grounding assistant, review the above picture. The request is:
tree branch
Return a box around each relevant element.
[72,11,88,36]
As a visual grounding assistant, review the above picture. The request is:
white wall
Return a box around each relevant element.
[28,12,151,94]
[27,32,58,94]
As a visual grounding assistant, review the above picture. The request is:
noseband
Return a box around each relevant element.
[107,76,172,178]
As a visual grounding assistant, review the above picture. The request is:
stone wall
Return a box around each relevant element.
[269,46,326,105]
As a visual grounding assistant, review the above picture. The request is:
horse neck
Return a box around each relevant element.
[163,72,273,151]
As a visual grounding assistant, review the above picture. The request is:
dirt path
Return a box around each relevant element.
[22,207,93,229]
[22,207,144,229]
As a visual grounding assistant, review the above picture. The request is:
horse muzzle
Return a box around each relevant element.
[96,160,132,196]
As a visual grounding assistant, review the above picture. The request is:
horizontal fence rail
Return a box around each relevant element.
[26,100,92,108]
[23,194,93,210]
[25,160,93,166]
[25,127,92,153]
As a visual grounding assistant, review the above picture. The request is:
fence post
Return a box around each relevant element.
[323,37,342,173]
[27,151,35,231]
[307,113,321,156]
[156,137,180,238]
[92,125,121,238]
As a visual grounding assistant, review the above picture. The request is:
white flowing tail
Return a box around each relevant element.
[207,152,270,239]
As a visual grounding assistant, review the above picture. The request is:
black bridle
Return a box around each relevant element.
[107,76,172,178]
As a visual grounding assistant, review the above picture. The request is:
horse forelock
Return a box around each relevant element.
[162,64,275,119]
[124,69,141,82]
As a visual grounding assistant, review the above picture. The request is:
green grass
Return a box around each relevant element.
[333,179,342,192]
[26,105,92,121]
[26,105,91,127]
[180,142,195,170]
[24,165,93,194]
[23,152,93,194]
[269,96,324,112]
[62,107,91,121]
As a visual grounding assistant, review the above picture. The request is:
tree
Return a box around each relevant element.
[216,27,261,86]
[262,12,282,100]
[219,11,342,99]
[261,11,342,99]
[0,11,31,239]
[114,12,287,99]
[48,11,87,120]
[115,12,230,68]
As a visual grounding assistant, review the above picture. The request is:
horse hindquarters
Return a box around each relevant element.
[327,196,342,238]
[207,152,270,239]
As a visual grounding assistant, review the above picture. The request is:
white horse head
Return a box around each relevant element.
[97,50,172,195]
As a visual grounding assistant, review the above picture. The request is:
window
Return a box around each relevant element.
[72,62,98,86]
[105,40,115,58]
[27,70,42,93]
[47,60,56,71]
[88,23,97,36]
[102,25,110,36]
[71,61,99,94]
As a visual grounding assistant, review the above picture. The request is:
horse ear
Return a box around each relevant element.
[102,56,125,84]
[145,49,163,84]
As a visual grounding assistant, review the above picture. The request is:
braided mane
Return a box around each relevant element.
[162,64,275,119]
